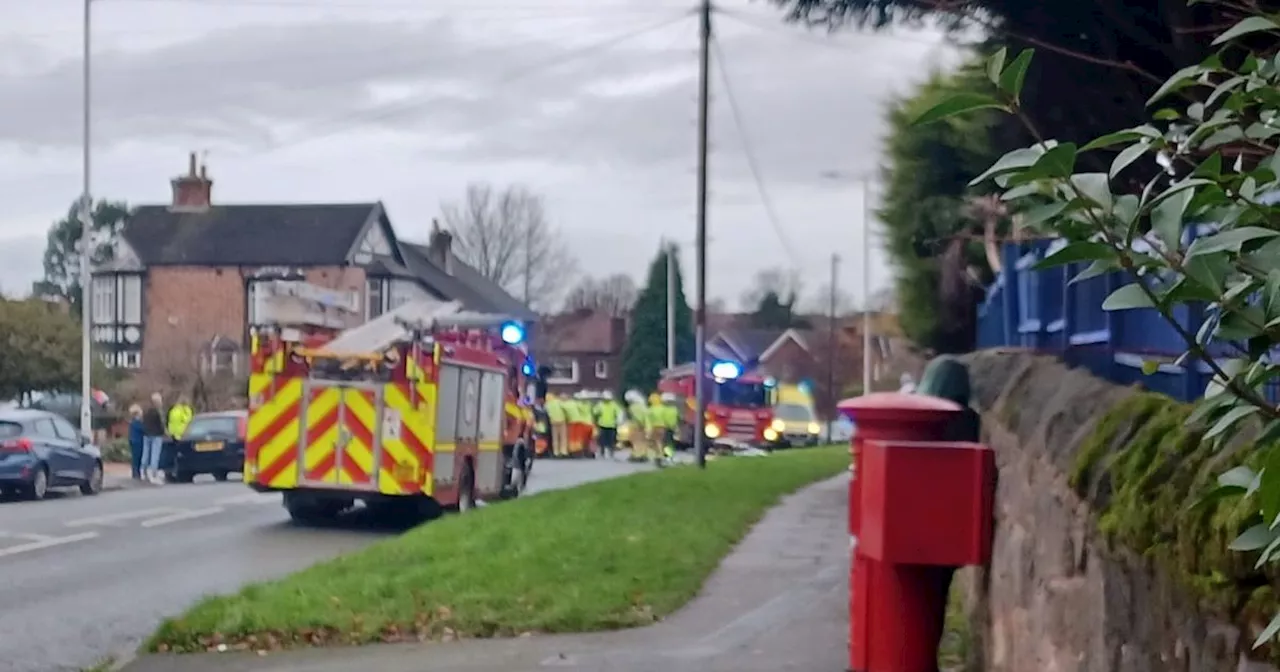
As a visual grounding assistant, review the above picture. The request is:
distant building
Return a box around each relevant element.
[535,310,627,395]
[90,153,531,377]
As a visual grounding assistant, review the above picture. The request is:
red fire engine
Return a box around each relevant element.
[657,360,777,448]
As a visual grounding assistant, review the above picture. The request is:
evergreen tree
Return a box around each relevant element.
[620,245,694,393]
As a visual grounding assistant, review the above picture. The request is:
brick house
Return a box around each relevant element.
[535,311,627,395]
[90,154,532,379]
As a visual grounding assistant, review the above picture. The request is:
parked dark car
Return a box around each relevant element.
[0,409,103,500]
[162,411,246,483]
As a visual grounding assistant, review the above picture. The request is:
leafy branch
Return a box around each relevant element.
[911,6,1280,648]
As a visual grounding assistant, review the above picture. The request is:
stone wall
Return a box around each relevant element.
[955,350,1277,672]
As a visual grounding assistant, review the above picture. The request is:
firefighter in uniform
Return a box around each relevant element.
[624,390,649,461]
[644,393,665,465]
[593,390,623,460]
[658,392,679,462]
[566,392,587,455]
[546,392,569,457]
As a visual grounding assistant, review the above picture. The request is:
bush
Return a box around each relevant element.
[101,438,131,463]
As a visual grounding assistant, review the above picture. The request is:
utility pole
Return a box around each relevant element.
[78,0,93,438]
[826,254,838,441]
[861,179,874,396]
[693,0,712,469]
[666,242,676,370]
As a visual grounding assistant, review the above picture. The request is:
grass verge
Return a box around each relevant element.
[148,446,848,653]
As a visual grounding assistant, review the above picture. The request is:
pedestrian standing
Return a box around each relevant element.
[127,404,144,480]
[140,392,166,485]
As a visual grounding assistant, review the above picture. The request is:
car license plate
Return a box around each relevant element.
[194,441,224,452]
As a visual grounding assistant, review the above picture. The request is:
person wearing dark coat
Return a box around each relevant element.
[127,404,145,480]
[913,354,984,672]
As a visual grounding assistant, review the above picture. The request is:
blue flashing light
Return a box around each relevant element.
[500,321,525,345]
[521,357,535,376]
[710,360,742,380]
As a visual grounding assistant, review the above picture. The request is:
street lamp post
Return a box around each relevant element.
[79,0,94,438]
[821,171,876,396]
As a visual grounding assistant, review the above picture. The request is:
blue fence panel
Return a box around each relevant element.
[973,241,1238,403]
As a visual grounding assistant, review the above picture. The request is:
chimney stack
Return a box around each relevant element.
[170,151,213,212]
[428,219,455,275]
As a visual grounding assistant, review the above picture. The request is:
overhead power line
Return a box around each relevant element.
[254,9,696,156]
[709,33,798,267]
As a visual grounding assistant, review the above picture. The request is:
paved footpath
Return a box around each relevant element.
[121,474,849,672]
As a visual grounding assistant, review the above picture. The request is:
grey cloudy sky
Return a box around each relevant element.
[0,0,961,309]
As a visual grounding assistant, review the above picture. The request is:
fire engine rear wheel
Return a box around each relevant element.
[284,493,348,525]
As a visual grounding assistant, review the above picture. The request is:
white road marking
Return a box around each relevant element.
[0,531,55,543]
[0,532,98,558]
[139,507,225,528]
[65,508,180,528]
[214,493,278,506]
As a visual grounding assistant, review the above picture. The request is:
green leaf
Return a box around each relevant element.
[998,49,1035,102]
[1187,227,1280,257]
[1253,612,1280,649]
[1206,405,1258,440]
[1080,125,1160,151]
[1148,65,1208,105]
[1183,252,1231,295]
[1019,202,1067,228]
[1212,16,1280,46]
[1189,483,1246,513]
[1150,187,1192,252]
[1110,142,1149,178]
[969,147,1042,186]
[1029,143,1077,178]
[1140,359,1160,375]
[1265,269,1280,321]
[1070,173,1113,210]
[1033,241,1115,269]
[1153,108,1180,121]
[1219,465,1259,490]
[1102,283,1156,311]
[1230,523,1274,551]
[911,93,1008,127]
[986,47,1007,86]
[1070,258,1119,284]
[1194,153,1223,179]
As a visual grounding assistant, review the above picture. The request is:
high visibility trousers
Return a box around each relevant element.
[647,427,666,459]
[627,422,649,458]
[551,423,570,456]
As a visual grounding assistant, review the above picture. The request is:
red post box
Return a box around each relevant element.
[838,393,994,672]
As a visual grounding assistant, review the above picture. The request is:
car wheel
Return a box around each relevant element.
[27,467,49,501]
[212,471,229,482]
[79,461,103,496]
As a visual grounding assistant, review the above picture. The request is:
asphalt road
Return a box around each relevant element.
[0,459,649,672]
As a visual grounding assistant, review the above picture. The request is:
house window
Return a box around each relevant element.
[119,351,141,369]
[118,275,142,323]
[594,360,608,379]
[546,360,578,385]
[201,340,240,376]
[389,279,426,310]
[247,280,270,326]
[91,276,115,325]
[366,278,387,319]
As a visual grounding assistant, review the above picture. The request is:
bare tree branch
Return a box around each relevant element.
[439,182,578,311]
[563,274,638,316]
